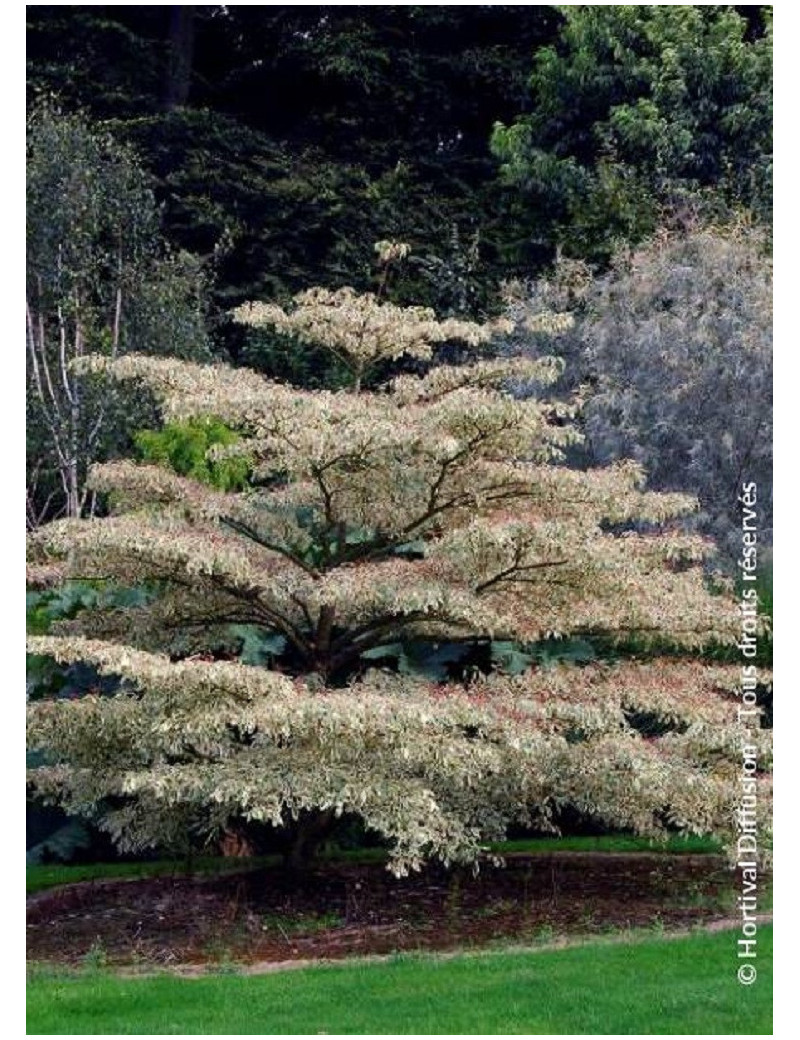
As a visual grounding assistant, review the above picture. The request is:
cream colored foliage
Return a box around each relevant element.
[232,286,512,386]
[27,638,770,874]
[30,285,771,870]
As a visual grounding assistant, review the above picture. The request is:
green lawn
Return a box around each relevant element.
[27,927,771,1035]
[485,833,721,856]
[26,833,722,893]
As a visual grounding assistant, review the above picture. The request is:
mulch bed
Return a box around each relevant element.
[27,853,744,969]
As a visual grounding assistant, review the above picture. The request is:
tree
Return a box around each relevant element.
[163,6,196,111]
[503,222,772,561]
[26,104,211,524]
[26,286,770,874]
[492,5,772,263]
[26,7,564,316]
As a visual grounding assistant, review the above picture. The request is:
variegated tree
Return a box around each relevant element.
[27,284,771,873]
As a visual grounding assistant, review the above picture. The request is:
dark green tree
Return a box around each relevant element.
[27,7,563,323]
[492,5,772,262]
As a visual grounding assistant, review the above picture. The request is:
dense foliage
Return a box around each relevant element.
[26,287,770,873]
[505,223,773,560]
[27,6,771,316]
[26,104,210,524]
[493,5,772,262]
[26,8,773,873]
[27,6,565,315]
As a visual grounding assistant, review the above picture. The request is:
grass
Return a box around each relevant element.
[486,833,722,855]
[26,833,722,893]
[26,926,772,1035]
[25,855,280,894]
[260,911,344,936]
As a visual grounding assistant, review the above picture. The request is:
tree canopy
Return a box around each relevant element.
[26,285,769,874]
[504,222,773,561]
[26,103,210,525]
[27,6,772,327]
[492,5,772,261]
[26,6,564,313]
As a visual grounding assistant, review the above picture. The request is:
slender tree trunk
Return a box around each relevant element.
[163,5,195,111]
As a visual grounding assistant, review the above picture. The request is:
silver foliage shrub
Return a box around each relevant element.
[506,224,772,564]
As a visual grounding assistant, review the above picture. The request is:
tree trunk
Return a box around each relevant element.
[163,5,195,111]
[284,809,335,872]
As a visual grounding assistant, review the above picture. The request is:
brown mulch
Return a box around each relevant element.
[27,853,747,969]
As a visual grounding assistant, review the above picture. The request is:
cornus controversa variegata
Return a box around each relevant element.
[27,287,771,874]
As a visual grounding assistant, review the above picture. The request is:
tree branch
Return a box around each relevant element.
[475,558,569,594]
[219,516,320,577]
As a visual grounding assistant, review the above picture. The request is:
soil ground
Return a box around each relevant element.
[27,852,752,970]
